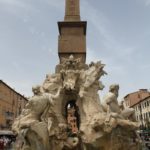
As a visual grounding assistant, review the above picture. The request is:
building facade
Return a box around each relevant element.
[124,89,150,107]
[124,89,150,127]
[0,80,28,129]
[132,96,150,127]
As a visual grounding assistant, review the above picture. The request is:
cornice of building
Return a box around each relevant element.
[130,95,150,107]
[124,89,150,99]
[0,80,28,101]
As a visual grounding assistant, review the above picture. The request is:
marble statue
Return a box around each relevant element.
[12,55,141,150]
[12,85,62,150]
[103,84,136,121]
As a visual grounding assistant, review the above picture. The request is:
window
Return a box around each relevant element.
[145,113,147,119]
[140,114,142,120]
[146,112,148,119]
[143,103,145,108]
[143,113,145,119]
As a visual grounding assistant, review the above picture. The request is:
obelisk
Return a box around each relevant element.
[64,0,80,21]
[58,0,87,63]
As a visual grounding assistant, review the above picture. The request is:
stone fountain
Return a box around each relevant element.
[12,0,141,150]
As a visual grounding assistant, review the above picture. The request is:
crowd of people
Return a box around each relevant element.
[0,136,14,150]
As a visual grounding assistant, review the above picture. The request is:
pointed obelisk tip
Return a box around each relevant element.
[64,0,81,21]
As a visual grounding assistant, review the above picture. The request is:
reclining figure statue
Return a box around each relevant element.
[103,84,136,125]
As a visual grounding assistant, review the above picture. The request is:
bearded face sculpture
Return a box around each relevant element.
[61,70,80,91]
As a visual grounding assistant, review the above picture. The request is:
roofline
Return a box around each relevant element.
[130,95,150,107]
[124,89,149,99]
[124,91,140,98]
[0,80,28,101]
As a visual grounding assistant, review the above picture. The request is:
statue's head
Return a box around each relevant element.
[109,84,119,96]
[32,85,41,95]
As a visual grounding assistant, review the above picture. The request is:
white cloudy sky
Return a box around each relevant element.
[0,0,150,99]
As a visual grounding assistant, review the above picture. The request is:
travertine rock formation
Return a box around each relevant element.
[12,55,141,150]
